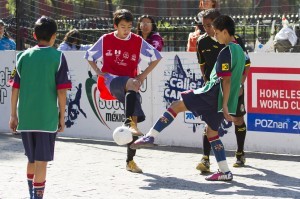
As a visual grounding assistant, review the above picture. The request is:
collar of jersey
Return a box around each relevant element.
[113,31,131,41]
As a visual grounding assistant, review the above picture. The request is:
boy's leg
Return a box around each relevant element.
[126,116,142,173]
[27,162,35,199]
[233,117,247,167]
[205,126,233,181]
[232,92,247,167]
[196,127,211,173]
[33,161,48,199]
[22,132,56,198]
[130,100,187,149]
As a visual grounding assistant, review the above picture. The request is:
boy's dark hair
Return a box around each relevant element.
[136,15,157,38]
[212,15,235,36]
[63,29,81,50]
[202,9,221,21]
[113,9,134,26]
[34,16,57,42]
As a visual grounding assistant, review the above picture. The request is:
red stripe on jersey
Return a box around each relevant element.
[217,72,231,77]
[12,82,20,89]
[57,83,72,90]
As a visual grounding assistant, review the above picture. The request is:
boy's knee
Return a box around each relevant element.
[206,126,218,138]
[169,100,186,114]
[126,78,140,92]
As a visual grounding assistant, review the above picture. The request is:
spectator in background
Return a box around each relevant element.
[137,15,164,51]
[0,20,16,50]
[187,12,204,52]
[57,29,92,51]
[187,0,217,52]
[199,0,217,10]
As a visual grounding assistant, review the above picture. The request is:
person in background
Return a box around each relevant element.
[187,12,204,52]
[199,0,217,10]
[187,0,217,52]
[57,29,92,51]
[137,15,164,51]
[0,20,16,50]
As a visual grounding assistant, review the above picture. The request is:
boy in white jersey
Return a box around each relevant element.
[85,9,162,173]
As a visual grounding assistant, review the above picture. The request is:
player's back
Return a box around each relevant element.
[17,46,63,131]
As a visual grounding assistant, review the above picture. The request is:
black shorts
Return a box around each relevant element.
[21,132,57,163]
[181,84,224,131]
[110,76,145,123]
[232,89,246,117]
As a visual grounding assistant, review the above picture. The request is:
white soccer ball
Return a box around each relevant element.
[113,126,133,145]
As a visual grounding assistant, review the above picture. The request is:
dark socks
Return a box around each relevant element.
[203,134,211,158]
[27,174,34,199]
[235,122,247,153]
[126,136,139,162]
[125,90,136,119]
[33,181,46,199]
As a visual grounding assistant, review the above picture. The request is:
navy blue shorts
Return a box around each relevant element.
[21,132,57,163]
[110,76,145,123]
[181,84,224,131]
[232,89,246,117]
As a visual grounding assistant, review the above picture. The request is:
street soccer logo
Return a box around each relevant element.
[163,55,203,106]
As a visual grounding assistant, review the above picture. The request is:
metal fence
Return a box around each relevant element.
[3,14,300,52]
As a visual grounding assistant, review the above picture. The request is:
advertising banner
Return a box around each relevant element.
[247,67,300,134]
[0,51,15,131]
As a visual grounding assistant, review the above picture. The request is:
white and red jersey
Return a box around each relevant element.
[85,31,162,100]
[85,32,162,77]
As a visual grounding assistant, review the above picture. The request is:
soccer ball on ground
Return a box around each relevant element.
[113,126,133,145]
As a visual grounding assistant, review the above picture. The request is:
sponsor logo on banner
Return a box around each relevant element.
[0,67,13,104]
[247,67,300,134]
[163,55,205,132]
[65,83,87,128]
[85,71,147,130]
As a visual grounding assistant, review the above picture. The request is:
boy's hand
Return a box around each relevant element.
[57,117,65,132]
[9,115,18,133]
[222,106,233,122]
[135,75,145,89]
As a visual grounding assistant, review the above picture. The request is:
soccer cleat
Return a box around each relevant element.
[196,156,210,173]
[130,136,155,149]
[205,170,233,181]
[123,117,143,136]
[233,151,246,167]
[126,160,143,173]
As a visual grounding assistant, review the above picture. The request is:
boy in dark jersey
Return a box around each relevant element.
[9,16,72,198]
[131,15,245,181]
[196,9,250,173]
[85,9,162,173]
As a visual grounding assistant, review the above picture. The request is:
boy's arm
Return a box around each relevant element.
[221,76,232,121]
[136,59,161,84]
[57,89,67,132]
[196,38,207,82]
[9,87,19,132]
[88,61,105,76]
